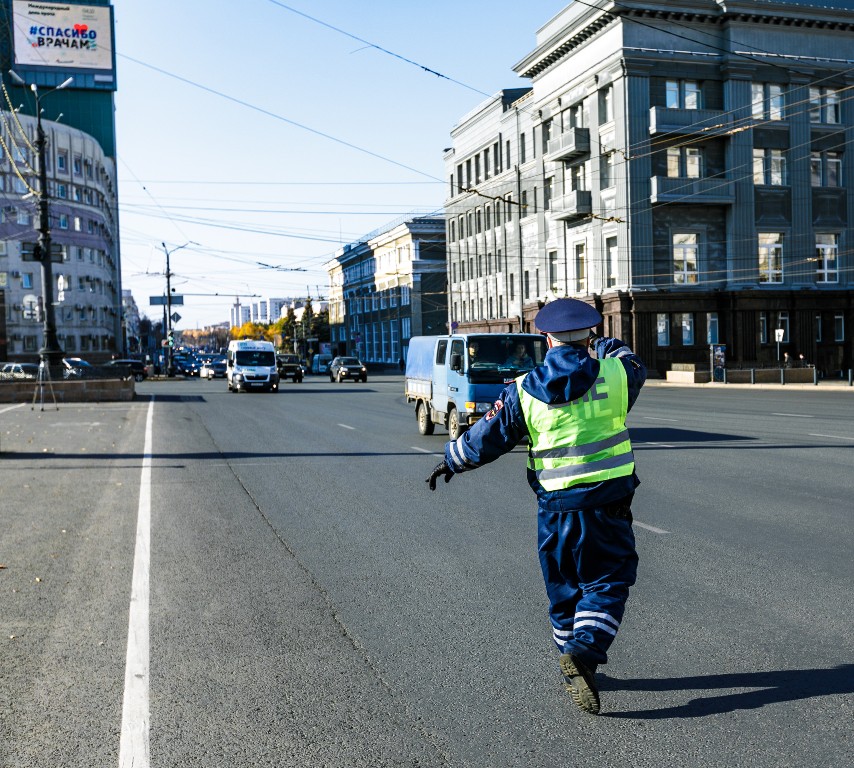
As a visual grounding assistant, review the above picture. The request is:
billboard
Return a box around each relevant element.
[12,1,113,73]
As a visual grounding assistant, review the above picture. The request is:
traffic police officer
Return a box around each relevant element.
[427,298,646,714]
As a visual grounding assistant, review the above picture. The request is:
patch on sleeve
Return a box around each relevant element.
[484,398,504,421]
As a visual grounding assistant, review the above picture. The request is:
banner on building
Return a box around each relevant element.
[12,1,114,74]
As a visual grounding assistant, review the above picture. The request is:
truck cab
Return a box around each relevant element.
[405,333,547,439]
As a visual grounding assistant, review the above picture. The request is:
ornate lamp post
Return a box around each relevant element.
[9,70,73,367]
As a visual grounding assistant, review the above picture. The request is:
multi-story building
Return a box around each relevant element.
[121,289,140,352]
[1,113,120,358]
[326,216,447,363]
[0,0,120,362]
[445,0,852,376]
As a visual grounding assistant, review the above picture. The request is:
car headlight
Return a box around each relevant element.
[465,401,494,412]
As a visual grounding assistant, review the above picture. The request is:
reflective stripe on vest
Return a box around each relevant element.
[516,358,634,491]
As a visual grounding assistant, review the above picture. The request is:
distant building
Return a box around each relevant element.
[445,0,852,376]
[325,216,447,364]
[122,289,140,352]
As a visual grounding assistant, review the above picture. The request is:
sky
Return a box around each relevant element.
[112,0,570,330]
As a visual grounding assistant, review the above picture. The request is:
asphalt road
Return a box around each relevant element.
[1,375,852,767]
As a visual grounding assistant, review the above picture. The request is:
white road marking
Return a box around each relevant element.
[809,433,854,441]
[772,413,813,418]
[642,416,678,422]
[49,422,103,427]
[412,446,444,457]
[0,403,26,415]
[635,441,677,449]
[634,521,670,535]
[337,423,355,430]
[119,397,153,768]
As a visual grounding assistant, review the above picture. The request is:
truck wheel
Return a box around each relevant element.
[417,402,435,435]
[448,408,466,440]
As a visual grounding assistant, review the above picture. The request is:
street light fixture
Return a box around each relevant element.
[9,70,74,367]
[161,240,194,375]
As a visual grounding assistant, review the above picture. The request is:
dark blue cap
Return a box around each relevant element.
[535,298,603,333]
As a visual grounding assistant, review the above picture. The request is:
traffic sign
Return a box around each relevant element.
[775,328,785,343]
[171,312,181,323]
[150,295,184,305]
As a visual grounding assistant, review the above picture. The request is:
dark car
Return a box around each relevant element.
[62,357,94,379]
[328,356,367,383]
[106,358,148,382]
[276,354,304,383]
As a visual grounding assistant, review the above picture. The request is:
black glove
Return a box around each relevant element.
[427,460,453,491]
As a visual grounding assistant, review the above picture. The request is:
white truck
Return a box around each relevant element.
[226,340,280,393]
[404,333,547,439]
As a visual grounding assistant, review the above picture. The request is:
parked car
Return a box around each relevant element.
[0,362,39,380]
[310,354,333,375]
[62,357,93,379]
[200,359,227,379]
[105,358,148,382]
[276,354,304,383]
[329,356,368,383]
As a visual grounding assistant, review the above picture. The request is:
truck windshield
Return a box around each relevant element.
[466,335,547,382]
[235,351,276,367]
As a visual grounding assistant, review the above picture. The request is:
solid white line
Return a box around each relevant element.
[642,416,678,422]
[0,403,25,415]
[119,397,154,768]
[771,413,813,418]
[634,521,670,534]
[337,423,355,430]
[809,433,854,441]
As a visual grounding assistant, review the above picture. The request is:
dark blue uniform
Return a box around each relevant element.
[443,336,646,667]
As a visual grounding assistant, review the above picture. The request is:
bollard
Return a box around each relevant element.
[723,367,727,384]
[814,367,818,386]
[849,369,853,387]
[781,368,785,385]
[750,368,755,385]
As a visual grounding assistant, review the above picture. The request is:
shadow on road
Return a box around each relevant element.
[600,663,854,719]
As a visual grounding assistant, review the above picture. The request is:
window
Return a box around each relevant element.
[520,133,527,164]
[760,312,768,344]
[758,233,784,283]
[680,313,695,345]
[524,270,530,299]
[17,209,29,225]
[606,235,618,288]
[834,313,844,342]
[815,234,838,283]
[484,149,490,180]
[570,163,586,192]
[575,243,586,293]
[751,83,784,120]
[666,79,701,109]
[810,87,840,124]
[57,183,67,199]
[707,312,719,344]
[22,272,33,289]
[673,233,699,284]
[73,156,82,176]
[657,313,670,346]
[599,85,614,123]
[544,177,553,210]
[667,146,702,178]
[600,152,616,188]
[542,119,553,154]
[548,251,558,290]
[776,311,790,343]
[57,152,67,172]
[753,149,787,185]
[811,151,841,187]
[59,214,69,229]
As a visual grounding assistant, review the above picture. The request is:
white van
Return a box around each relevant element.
[226,340,280,393]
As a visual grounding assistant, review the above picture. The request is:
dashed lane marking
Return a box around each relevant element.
[337,423,355,430]
[772,413,813,418]
[809,433,854,441]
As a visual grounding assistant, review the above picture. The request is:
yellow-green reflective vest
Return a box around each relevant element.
[516,358,634,491]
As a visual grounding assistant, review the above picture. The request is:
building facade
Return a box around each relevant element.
[445,0,853,376]
[0,0,120,362]
[0,112,120,359]
[326,216,447,364]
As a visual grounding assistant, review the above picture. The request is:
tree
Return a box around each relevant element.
[230,321,273,342]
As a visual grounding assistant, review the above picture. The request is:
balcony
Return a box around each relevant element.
[650,176,734,205]
[649,107,731,137]
[545,127,591,162]
[550,190,593,221]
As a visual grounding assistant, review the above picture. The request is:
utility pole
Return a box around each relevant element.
[10,71,74,367]
[161,241,192,376]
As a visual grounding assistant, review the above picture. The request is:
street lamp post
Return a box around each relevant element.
[9,71,74,367]
[161,241,192,376]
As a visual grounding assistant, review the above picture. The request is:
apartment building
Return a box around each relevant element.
[445,0,852,376]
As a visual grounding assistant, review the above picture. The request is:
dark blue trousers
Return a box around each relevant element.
[537,500,638,666]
